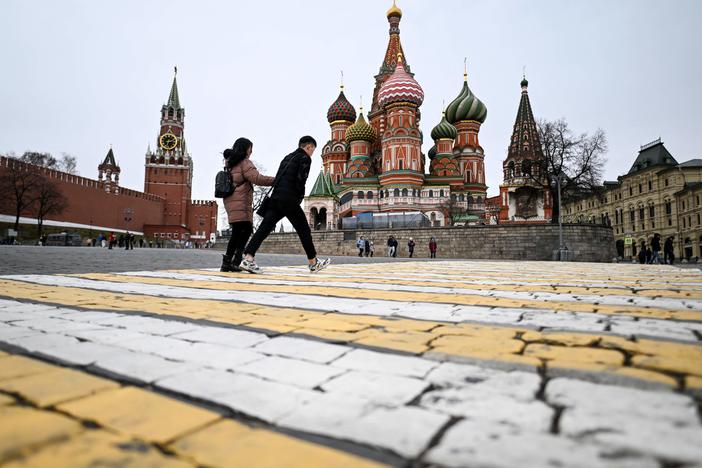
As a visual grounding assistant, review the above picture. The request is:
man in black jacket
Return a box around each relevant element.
[240,136,330,274]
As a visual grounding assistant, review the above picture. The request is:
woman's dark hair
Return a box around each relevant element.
[223,137,252,169]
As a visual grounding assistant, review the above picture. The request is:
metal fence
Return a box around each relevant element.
[341,212,431,230]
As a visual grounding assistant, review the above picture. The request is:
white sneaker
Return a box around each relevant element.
[240,259,262,274]
[309,257,331,273]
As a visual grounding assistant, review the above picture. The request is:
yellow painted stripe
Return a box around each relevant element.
[179,269,702,300]
[0,353,387,468]
[1,279,700,385]
[75,272,702,322]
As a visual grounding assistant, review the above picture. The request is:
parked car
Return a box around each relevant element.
[45,232,82,247]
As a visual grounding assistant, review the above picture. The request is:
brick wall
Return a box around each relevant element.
[245,224,615,262]
[1,156,164,233]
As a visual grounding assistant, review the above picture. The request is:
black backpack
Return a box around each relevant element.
[214,166,236,198]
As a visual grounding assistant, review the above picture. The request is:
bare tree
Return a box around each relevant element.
[536,118,608,223]
[0,158,41,234]
[439,195,468,226]
[20,151,58,169]
[250,161,270,230]
[59,153,78,174]
[34,176,68,239]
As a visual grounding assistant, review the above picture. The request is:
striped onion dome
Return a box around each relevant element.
[377,54,424,108]
[326,88,356,123]
[430,113,458,140]
[445,79,487,124]
[345,111,376,143]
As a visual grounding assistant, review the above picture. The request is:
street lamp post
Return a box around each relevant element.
[552,173,568,261]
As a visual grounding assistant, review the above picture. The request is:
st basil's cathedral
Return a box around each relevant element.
[304,1,550,229]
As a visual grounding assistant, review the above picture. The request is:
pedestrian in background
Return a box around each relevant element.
[638,241,647,264]
[664,236,675,264]
[364,238,370,257]
[650,233,661,264]
[429,237,437,258]
[387,236,393,257]
[407,238,415,258]
[369,240,374,257]
[357,236,365,257]
[390,236,398,257]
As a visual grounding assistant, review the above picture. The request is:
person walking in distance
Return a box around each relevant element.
[429,236,437,258]
[664,236,675,264]
[407,237,415,258]
[357,236,365,257]
[124,232,131,250]
[369,239,374,257]
[387,236,393,257]
[364,237,370,257]
[650,233,661,264]
[221,137,275,272]
[240,136,330,274]
[391,236,398,257]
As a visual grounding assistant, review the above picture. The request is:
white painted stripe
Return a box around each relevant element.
[0,214,144,236]
[114,270,702,311]
[3,274,701,342]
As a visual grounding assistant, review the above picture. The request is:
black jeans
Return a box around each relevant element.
[244,199,316,260]
[226,221,253,263]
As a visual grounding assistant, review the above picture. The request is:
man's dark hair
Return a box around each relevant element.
[299,136,317,148]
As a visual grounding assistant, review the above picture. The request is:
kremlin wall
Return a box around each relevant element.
[0,72,218,245]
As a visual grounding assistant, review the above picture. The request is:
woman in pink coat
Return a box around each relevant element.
[221,138,275,272]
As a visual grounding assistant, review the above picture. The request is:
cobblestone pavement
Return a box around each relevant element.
[0,246,429,275]
[0,260,701,467]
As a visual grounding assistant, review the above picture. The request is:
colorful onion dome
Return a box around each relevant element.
[386,0,402,18]
[430,113,458,140]
[345,111,376,143]
[428,144,437,160]
[445,76,487,124]
[326,88,356,123]
[377,53,424,108]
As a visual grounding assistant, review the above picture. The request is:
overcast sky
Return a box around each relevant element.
[2,0,701,203]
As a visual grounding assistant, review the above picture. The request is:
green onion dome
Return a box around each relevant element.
[430,113,458,141]
[445,79,487,124]
[327,88,356,123]
[345,112,376,143]
[428,144,437,160]
[521,77,529,88]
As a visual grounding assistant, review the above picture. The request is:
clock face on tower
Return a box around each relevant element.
[159,132,178,150]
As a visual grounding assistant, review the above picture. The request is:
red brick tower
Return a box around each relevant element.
[321,83,356,184]
[144,68,192,228]
[445,64,488,206]
[499,76,551,222]
[377,52,425,190]
[368,1,411,168]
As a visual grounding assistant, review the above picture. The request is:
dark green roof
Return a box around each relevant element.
[628,140,677,174]
[101,148,117,167]
[167,75,180,108]
[309,171,335,197]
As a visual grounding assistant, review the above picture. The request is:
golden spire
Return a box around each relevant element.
[359,95,363,113]
[340,70,344,91]
[387,0,402,18]
[464,57,468,82]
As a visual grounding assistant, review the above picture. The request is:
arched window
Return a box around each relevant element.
[522,159,532,175]
[393,188,400,197]
[379,190,384,199]
[177,157,183,165]
[440,189,445,198]
[459,194,465,202]
[158,156,165,164]
[402,188,408,197]
[367,191,373,199]
[508,161,515,178]
[451,194,457,202]
[429,189,434,198]
[476,196,483,204]
[467,196,474,205]
[150,156,157,163]
[357,191,365,199]
[398,160,404,170]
